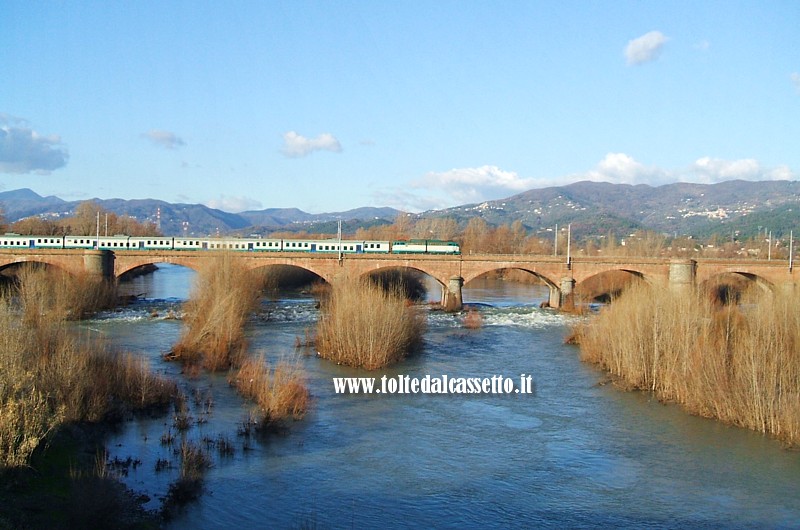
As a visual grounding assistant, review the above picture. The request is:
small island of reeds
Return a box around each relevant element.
[316,275,426,370]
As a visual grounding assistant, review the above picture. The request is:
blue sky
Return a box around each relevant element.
[1,1,799,213]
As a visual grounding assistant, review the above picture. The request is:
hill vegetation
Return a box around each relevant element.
[2,180,800,248]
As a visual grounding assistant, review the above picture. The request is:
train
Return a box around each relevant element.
[0,233,461,255]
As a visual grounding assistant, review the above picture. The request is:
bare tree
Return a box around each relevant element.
[462,217,490,254]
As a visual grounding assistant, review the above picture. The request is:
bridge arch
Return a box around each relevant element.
[248,263,328,293]
[114,256,201,279]
[359,265,442,302]
[0,257,75,276]
[574,268,648,303]
[462,266,561,308]
[700,271,774,305]
[462,266,559,292]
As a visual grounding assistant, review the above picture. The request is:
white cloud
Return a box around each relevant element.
[690,157,794,183]
[0,114,69,174]
[142,129,185,149]
[576,153,793,185]
[413,165,538,204]
[205,195,263,213]
[791,72,800,94]
[581,153,670,184]
[281,131,342,158]
[374,154,796,212]
[625,31,669,65]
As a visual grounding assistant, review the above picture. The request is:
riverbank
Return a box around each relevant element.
[0,423,160,529]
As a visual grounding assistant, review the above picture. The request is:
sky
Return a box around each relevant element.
[1,1,799,214]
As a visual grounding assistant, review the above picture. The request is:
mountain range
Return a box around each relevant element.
[0,188,401,236]
[2,180,800,240]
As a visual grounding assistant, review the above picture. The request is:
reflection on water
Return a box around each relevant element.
[95,267,800,528]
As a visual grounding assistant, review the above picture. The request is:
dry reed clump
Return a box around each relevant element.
[316,276,426,370]
[16,265,118,323]
[575,282,800,446]
[229,354,309,428]
[0,274,177,468]
[169,253,262,371]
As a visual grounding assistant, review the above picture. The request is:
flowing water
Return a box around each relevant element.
[93,265,800,528]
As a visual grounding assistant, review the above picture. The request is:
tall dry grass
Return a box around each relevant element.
[170,253,261,371]
[575,282,800,446]
[0,271,176,469]
[16,264,118,323]
[229,354,309,427]
[316,276,426,370]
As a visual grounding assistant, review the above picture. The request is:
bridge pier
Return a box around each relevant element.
[548,284,561,308]
[559,277,576,309]
[442,276,463,312]
[83,250,115,279]
[669,259,696,293]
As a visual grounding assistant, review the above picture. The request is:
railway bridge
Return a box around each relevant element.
[1,248,797,311]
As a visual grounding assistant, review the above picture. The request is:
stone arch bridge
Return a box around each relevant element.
[1,249,797,311]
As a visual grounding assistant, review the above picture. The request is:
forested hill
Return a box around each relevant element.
[415,180,800,239]
[2,180,800,239]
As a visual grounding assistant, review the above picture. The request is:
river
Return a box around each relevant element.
[89,264,800,528]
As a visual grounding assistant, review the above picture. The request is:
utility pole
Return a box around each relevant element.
[768,230,772,261]
[566,223,572,269]
[554,224,558,256]
[790,230,794,272]
[337,219,343,264]
[95,211,100,249]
